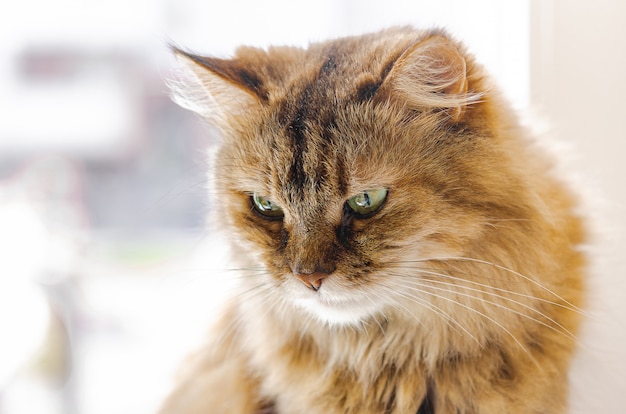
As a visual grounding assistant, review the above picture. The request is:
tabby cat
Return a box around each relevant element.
[160,27,586,414]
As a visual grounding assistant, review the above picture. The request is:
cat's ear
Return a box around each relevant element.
[170,47,266,128]
[386,34,474,122]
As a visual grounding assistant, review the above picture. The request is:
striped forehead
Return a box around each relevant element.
[276,56,347,201]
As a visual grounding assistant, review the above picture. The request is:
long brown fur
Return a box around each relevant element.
[161,27,586,414]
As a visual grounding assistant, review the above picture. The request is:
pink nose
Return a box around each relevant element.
[294,272,328,291]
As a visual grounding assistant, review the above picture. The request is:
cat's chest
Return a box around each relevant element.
[240,308,428,413]
[259,356,428,414]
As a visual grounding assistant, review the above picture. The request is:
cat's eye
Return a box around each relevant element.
[251,193,284,219]
[346,188,388,217]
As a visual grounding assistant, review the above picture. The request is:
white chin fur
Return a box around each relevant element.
[294,295,381,326]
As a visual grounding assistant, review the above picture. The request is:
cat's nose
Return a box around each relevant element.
[294,272,328,291]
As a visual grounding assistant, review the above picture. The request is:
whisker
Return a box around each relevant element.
[225,266,266,272]
[377,284,482,346]
[231,277,273,301]
[421,274,578,342]
[388,272,578,342]
[228,271,272,281]
[390,256,586,315]
[382,278,530,355]
[387,264,584,316]
[362,293,390,334]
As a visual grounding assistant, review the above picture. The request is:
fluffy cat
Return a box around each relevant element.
[160,27,586,414]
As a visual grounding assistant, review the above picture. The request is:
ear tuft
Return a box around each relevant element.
[168,47,263,129]
[387,34,478,122]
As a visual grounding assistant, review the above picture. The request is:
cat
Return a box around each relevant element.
[159,27,586,414]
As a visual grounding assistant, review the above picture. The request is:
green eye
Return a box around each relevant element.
[346,188,388,217]
[251,193,284,219]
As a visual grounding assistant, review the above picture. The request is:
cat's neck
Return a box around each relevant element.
[236,296,482,377]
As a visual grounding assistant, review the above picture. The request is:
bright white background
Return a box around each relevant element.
[0,1,624,413]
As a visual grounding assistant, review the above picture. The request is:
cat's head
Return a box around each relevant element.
[172,28,534,326]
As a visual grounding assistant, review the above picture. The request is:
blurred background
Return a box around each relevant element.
[0,1,624,413]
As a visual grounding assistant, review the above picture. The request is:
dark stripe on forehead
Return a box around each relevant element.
[334,154,348,196]
[286,85,311,197]
[284,49,345,198]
